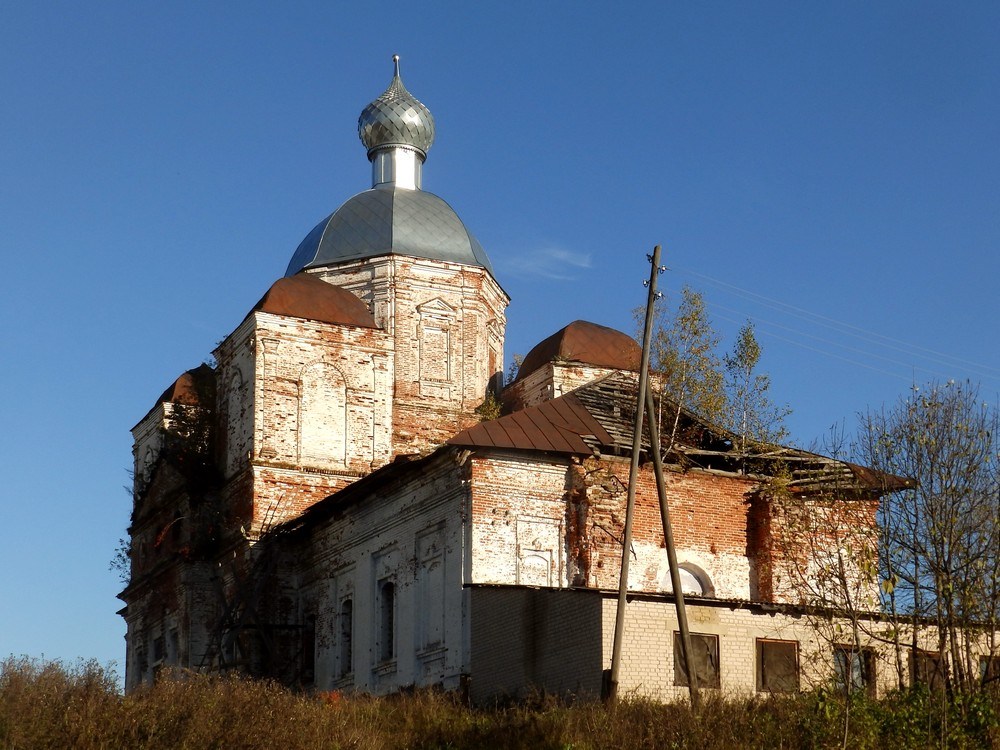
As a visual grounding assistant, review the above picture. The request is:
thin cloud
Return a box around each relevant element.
[501,246,593,281]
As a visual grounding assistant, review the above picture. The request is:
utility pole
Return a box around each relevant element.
[607,245,662,703]
[606,245,701,708]
[644,382,701,709]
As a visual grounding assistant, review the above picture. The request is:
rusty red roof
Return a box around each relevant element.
[134,363,217,429]
[155,363,215,407]
[449,390,614,455]
[514,320,640,383]
[249,274,378,328]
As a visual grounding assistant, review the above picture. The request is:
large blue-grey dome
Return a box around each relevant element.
[284,186,494,276]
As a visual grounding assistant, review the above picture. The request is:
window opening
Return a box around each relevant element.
[168,629,179,666]
[302,614,316,685]
[910,650,945,691]
[673,632,720,688]
[339,598,354,677]
[757,639,799,693]
[378,582,395,663]
[834,645,875,696]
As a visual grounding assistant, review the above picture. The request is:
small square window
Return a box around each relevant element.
[757,639,799,693]
[834,645,875,697]
[673,632,720,689]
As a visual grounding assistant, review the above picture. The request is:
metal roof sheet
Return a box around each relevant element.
[249,274,379,328]
[514,320,640,383]
[448,390,614,455]
[285,187,493,276]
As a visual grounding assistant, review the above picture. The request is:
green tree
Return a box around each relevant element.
[647,286,726,450]
[724,321,789,454]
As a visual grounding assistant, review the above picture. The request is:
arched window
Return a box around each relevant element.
[662,562,715,598]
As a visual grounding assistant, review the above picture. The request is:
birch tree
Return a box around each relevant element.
[857,380,1000,692]
[647,285,726,450]
[724,321,790,455]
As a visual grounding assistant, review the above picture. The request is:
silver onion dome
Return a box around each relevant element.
[358,55,435,160]
[284,56,495,278]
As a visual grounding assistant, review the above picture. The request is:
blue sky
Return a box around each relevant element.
[1,2,998,676]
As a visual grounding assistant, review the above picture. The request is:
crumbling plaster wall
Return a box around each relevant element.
[760,494,881,609]
[289,453,472,694]
[469,454,572,586]
[124,562,218,692]
[213,311,399,534]
[214,319,255,479]
[250,311,392,472]
[467,451,755,600]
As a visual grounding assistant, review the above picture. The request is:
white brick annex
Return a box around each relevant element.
[120,59,992,703]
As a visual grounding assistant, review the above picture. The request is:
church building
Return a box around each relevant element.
[120,59,920,702]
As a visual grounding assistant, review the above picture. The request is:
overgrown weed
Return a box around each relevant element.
[2,658,999,749]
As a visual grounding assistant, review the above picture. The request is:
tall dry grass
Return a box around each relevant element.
[1,657,998,749]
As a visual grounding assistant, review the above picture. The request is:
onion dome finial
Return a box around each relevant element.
[358,55,435,162]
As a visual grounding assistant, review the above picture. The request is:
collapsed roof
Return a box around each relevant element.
[452,371,912,498]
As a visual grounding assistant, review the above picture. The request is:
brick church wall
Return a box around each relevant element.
[311,256,508,456]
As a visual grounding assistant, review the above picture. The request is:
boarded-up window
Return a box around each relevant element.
[674,632,720,688]
[834,645,875,696]
[911,650,945,691]
[981,656,1000,685]
[757,639,799,693]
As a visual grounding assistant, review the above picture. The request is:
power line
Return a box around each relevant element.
[665,268,1000,388]
[673,268,1000,378]
[710,304,999,385]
